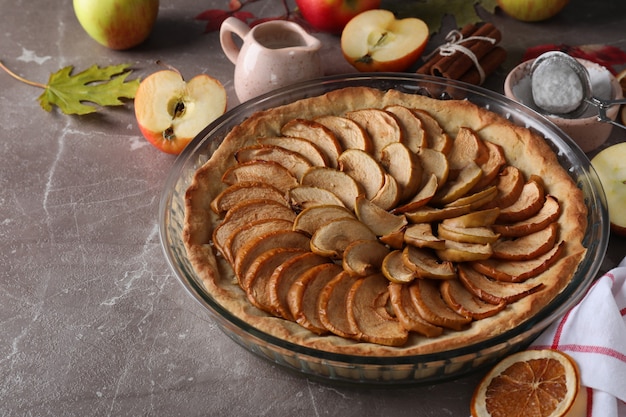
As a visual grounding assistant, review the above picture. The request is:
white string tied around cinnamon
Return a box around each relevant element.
[424,29,497,84]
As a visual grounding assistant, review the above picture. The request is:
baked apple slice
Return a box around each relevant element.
[212,199,296,255]
[447,127,489,175]
[338,148,386,199]
[388,282,443,337]
[222,160,299,193]
[492,222,559,260]
[267,251,329,320]
[471,141,507,191]
[437,223,500,245]
[402,245,456,280]
[345,108,403,158]
[436,240,493,262]
[280,119,342,168]
[433,161,483,205]
[310,217,377,259]
[342,239,390,276]
[393,173,438,213]
[439,279,506,320]
[411,109,452,154]
[210,181,288,215]
[417,148,449,190]
[288,185,346,210]
[235,144,313,181]
[457,264,544,304]
[493,195,561,238]
[233,230,311,278]
[471,240,565,283]
[243,247,309,312]
[347,273,409,346]
[258,136,329,167]
[405,204,472,223]
[409,278,472,330]
[497,176,545,223]
[292,204,354,236]
[370,172,401,210]
[318,271,361,338]
[483,165,525,210]
[354,194,407,237]
[287,262,343,335]
[314,115,373,153]
[384,105,427,152]
[301,167,363,210]
[442,207,501,228]
[403,223,446,250]
[223,218,294,264]
[381,250,417,284]
[380,142,423,201]
[446,185,498,210]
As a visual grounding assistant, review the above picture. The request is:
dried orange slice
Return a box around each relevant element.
[470,349,580,417]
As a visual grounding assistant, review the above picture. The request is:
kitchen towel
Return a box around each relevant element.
[531,256,626,417]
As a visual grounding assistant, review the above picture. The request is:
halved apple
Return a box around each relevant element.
[134,70,227,155]
[341,9,429,72]
[590,142,626,236]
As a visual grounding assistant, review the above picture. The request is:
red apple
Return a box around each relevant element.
[296,0,381,34]
[134,70,227,155]
[497,0,570,22]
[73,0,159,50]
[341,9,429,72]
[590,142,626,236]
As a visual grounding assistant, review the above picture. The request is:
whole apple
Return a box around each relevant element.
[296,0,381,34]
[497,0,570,22]
[73,0,159,50]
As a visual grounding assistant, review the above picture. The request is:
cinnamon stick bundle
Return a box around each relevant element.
[417,23,507,85]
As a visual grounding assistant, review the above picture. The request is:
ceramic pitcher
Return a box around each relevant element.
[220,17,323,102]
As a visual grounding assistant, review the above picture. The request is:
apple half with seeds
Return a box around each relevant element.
[134,70,226,155]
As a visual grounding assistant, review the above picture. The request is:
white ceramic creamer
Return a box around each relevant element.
[220,17,323,102]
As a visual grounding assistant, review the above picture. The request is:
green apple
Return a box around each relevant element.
[73,0,159,50]
[497,0,570,22]
[591,142,626,236]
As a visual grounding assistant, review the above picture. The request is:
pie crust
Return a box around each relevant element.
[182,87,587,356]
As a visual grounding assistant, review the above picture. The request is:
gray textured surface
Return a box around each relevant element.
[1,0,625,416]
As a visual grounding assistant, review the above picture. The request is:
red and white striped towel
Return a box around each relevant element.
[531,257,626,417]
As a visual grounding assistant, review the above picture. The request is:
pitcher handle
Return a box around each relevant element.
[219,17,251,65]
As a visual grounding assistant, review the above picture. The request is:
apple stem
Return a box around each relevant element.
[0,60,47,89]
[155,60,183,80]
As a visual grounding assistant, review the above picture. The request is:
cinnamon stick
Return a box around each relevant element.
[459,47,507,85]
[416,23,477,76]
[432,23,502,81]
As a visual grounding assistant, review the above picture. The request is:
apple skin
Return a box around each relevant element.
[73,0,159,50]
[590,142,626,237]
[295,0,381,34]
[497,0,570,22]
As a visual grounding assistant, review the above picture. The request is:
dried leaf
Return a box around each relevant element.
[38,64,139,115]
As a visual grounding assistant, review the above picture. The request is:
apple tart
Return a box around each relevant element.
[182,86,587,355]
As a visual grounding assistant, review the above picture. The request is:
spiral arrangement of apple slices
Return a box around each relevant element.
[208,105,564,347]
